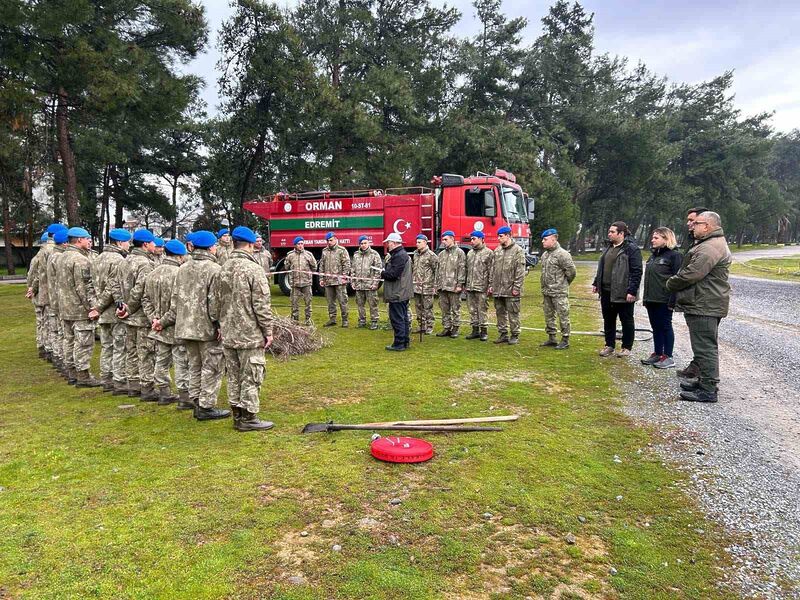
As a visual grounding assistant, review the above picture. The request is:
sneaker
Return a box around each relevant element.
[616,349,632,358]
[640,353,660,365]
[599,346,614,357]
[653,356,675,369]
[679,389,718,403]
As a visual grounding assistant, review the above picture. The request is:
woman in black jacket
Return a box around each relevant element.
[641,227,682,368]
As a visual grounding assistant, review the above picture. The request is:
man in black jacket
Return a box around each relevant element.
[380,233,413,351]
[592,221,643,357]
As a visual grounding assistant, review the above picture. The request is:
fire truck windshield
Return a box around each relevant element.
[501,187,527,223]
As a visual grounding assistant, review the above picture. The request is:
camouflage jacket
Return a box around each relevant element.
[284,249,316,288]
[253,249,273,276]
[350,247,382,290]
[436,245,466,292]
[216,242,231,266]
[465,244,494,292]
[45,246,65,315]
[210,249,273,349]
[491,242,526,297]
[116,247,155,327]
[160,249,220,342]
[57,245,96,321]
[142,256,181,344]
[411,247,438,295]
[539,242,576,296]
[93,244,128,324]
[317,244,351,287]
[28,242,56,307]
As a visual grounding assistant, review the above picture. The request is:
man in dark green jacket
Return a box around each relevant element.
[666,211,731,403]
[380,233,413,351]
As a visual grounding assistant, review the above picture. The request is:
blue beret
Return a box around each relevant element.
[154,237,165,248]
[184,232,195,244]
[470,230,485,239]
[541,228,558,238]
[358,235,369,243]
[109,228,132,242]
[54,230,69,244]
[293,236,304,245]
[191,230,217,249]
[165,239,187,256]
[217,228,230,238]
[67,226,91,239]
[324,231,335,240]
[132,229,155,243]
[497,226,512,235]
[232,226,257,243]
[40,232,49,243]
[416,234,428,241]
[47,223,67,234]
[441,230,455,238]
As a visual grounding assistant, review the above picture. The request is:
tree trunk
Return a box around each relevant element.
[56,87,79,225]
[171,175,179,237]
[99,165,111,249]
[2,193,15,275]
[110,165,124,227]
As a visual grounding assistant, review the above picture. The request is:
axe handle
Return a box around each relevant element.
[358,415,519,427]
[329,424,502,432]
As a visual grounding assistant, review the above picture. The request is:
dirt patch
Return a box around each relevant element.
[451,370,573,398]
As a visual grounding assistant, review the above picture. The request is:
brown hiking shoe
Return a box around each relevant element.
[677,362,700,379]
[75,370,103,388]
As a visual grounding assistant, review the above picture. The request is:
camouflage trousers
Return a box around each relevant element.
[125,325,154,386]
[291,285,312,324]
[414,293,434,332]
[494,296,521,337]
[223,346,266,413]
[354,289,379,325]
[325,285,348,321]
[184,339,225,409]
[543,294,571,337]
[438,290,462,332]
[153,340,173,389]
[99,322,127,383]
[466,291,489,328]
[34,306,46,350]
[47,312,63,360]
[63,319,96,371]
[173,343,189,392]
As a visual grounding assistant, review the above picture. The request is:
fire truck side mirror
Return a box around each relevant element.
[527,198,535,220]
[484,192,497,218]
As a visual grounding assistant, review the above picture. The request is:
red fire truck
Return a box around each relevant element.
[243,169,535,295]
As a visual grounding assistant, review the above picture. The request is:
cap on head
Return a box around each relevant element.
[154,237,165,248]
[184,232,195,244]
[324,231,336,241]
[54,230,69,245]
[383,232,403,244]
[165,239,187,256]
[293,236,304,245]
[40,232,49,243]
[416,234,428,242]
[191,230,217,249]
[132,229,155,243]
[541,228,558,238]
[109,228,132,242]
[497,226,512,235]
[231,226,257,243]
[470,230,485,239]
[358,235,369,243]
[217,228,230,238]
[47,223,67,235]
[67,226,91,239]
[441,230,455,239]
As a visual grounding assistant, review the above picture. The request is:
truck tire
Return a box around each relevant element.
[275,259,291,296]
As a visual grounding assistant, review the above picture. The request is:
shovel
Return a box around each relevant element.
[301,422,503,434]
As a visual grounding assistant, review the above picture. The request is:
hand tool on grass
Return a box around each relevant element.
[301,415,517,434]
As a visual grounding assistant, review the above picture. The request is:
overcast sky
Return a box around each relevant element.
[185,0,800,133]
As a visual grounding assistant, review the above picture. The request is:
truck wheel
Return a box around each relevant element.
[312,275,324,296]
[275,259,291,296]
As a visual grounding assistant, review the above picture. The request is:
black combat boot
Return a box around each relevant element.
[235,409,274,432]
[369,321,379,330]
[493,333,509,344]
[38,347,46,359]
[194,405,231,421]
[75,369,103,388]
[555,337,570,350]
[449,328,459,338]
[127,383,141,398]
[176,390,194,410]
[67,368,78,385]
[465,326,480,340]
[230,405,242,428]
[341,319,349,328]
[101,376,115,392]
[508,335,520,345]
[479,327,488,341]
[436,329,452,337]
[680,379,699,391]
[385,344,407,352]
[540,335,558,347]
[157,387,179,405]
[140,383,158,402]
[323,318,337,327]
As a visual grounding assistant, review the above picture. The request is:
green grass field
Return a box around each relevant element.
[0,269,734,599]
[730,257,800,281]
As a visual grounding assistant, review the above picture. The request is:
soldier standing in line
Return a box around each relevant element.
[116,229,157,400]
[489,226,527,345]
[26,224,63,358]
[435,230,466,338]
[216,228,232,266]
[143,239,187,406]
[156,230,230,421]
[253,234,273,275]
[539,228,576,350]
[318,231,351,327]
[284,236,316,325]
[351,235,382,329]
[57,227,102,387]
[45,230,69,376]
[91,228,132,392]
[152,237,165,266]
[411,234,438,335]
[464,230,494,342]
[210,226,274,431]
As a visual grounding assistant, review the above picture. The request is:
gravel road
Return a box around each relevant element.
[620,274,800,598]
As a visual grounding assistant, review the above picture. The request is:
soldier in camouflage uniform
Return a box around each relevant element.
[539,228,576,350]
[210,226,274,431]
[45,230,69,374]
[464,230,494,341]
[253,235,273,275]
[284,236,316,325]
[143,239,187,406]
[152,237,165,266]
[318,232,351,327]
[116,229,157,400]
[157,230,230,421]
[26,230,58,358]
[91,228,132,392]
[351,235,382,329]
[216,228,232,266]
[435,230,466,338]
[57,227,102,387]
[411,234,438,334]
[489,226,527,345]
